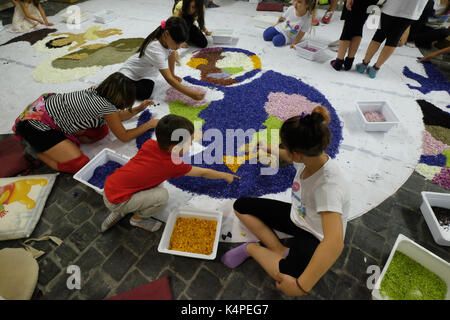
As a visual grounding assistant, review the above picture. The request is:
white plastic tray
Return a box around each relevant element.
[73,148,129,194]
[158,207,223,260]
[420,192,450,246]
[296,40,327,61]
[356,101,400,132]
[212,29,234,44]
[94,9,117,24]
[372,234,450,300]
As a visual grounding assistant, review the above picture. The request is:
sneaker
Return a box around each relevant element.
[101,211,126,232]
[130,217,163,232]
[206,1,220,8]
[367,65,379,79]
[321,10,333,24]
[356,62,369,74]
[312,18,319,26]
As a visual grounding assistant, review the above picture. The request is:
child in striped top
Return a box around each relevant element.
[13,73,158,174]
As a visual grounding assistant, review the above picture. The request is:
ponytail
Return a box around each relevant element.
[280,106,331,157]
[138,16,189,58]
[138,27,164,58]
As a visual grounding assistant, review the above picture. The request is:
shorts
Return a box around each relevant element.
[340,0,379,40]
[14,120,66,153]
[372,13,414,47]
[233,197,320,278]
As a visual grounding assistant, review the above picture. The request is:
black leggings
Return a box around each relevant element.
[133,79,155,101]
[372,13,414,47]
[233,197,320,278]
[340,0,379,41]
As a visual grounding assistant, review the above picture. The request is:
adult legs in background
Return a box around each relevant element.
[321,0,339,24]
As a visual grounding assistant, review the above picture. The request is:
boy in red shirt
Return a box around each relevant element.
[101,114,237,232]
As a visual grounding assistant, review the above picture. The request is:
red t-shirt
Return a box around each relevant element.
[104,139,192,204]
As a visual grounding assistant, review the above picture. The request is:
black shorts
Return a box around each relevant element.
[233,197,320,278]
[372,13,414,47]
[15,120,66,153]
[340,0,379,40]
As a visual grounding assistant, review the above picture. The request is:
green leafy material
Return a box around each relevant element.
[380,251,447,300]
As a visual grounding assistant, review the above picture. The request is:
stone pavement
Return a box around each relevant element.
[1,0,449,301]
[1,157,449,300]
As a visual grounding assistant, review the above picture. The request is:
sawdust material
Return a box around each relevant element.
[425,125,450,146]
[51,38,143,69]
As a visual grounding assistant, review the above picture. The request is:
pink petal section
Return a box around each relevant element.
[165,86,208,107]
[264,92,320,121]
[422,130,450,156]
[432,167,450,190]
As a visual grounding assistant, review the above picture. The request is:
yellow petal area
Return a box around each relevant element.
[51,26,123,51]
[250,55,262,69]
[187,58,208,69]
[223,153,259,173]
[0,190,10,204]
[63,53,89,60]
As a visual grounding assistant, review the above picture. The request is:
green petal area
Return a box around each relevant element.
[169,101,209,130]
[222,67,244,74]
[443,149,450,167]
[51,38,144,69]
[252,115,283,145]
[379,251,447,300]
[425,125,450,146]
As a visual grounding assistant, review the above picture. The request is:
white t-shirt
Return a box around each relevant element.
[290,159,350,241]
[275,6,311,44]
[382,0,428,21]
[119,40,172,81]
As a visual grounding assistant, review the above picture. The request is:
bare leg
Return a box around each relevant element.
[246,242,284,279]
[337,40,350,60]
[363,40,382,64]
[329,0,339,12]
[37,139,82,169]
[235,211,288,256]
[374,45,396,68]
[347,36,362,58]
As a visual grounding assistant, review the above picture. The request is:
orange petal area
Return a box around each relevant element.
[223,153,259,173]
[187,58,208,69]
[250,55,262,69]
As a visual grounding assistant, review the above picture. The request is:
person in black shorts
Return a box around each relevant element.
[221,107,351,297]
[356,0,429,78]
[330,0,380,71]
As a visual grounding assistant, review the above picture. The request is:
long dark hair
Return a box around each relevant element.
[180,0,205,30]
[138,16,189,58]
[96,72,136,110]
[280,106,331,157]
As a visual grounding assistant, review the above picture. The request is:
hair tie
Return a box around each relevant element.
[161,20,166,29]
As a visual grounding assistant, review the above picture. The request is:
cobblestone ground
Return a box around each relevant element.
[1,151,449,300]
[1,0,449,301]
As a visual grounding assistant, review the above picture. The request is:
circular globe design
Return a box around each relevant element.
[184,47,262,87]
[167,52,344,199]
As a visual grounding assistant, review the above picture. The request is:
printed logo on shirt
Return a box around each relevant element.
[292,192,306,218]
[292,181,301,193]
[284,20,300,37]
